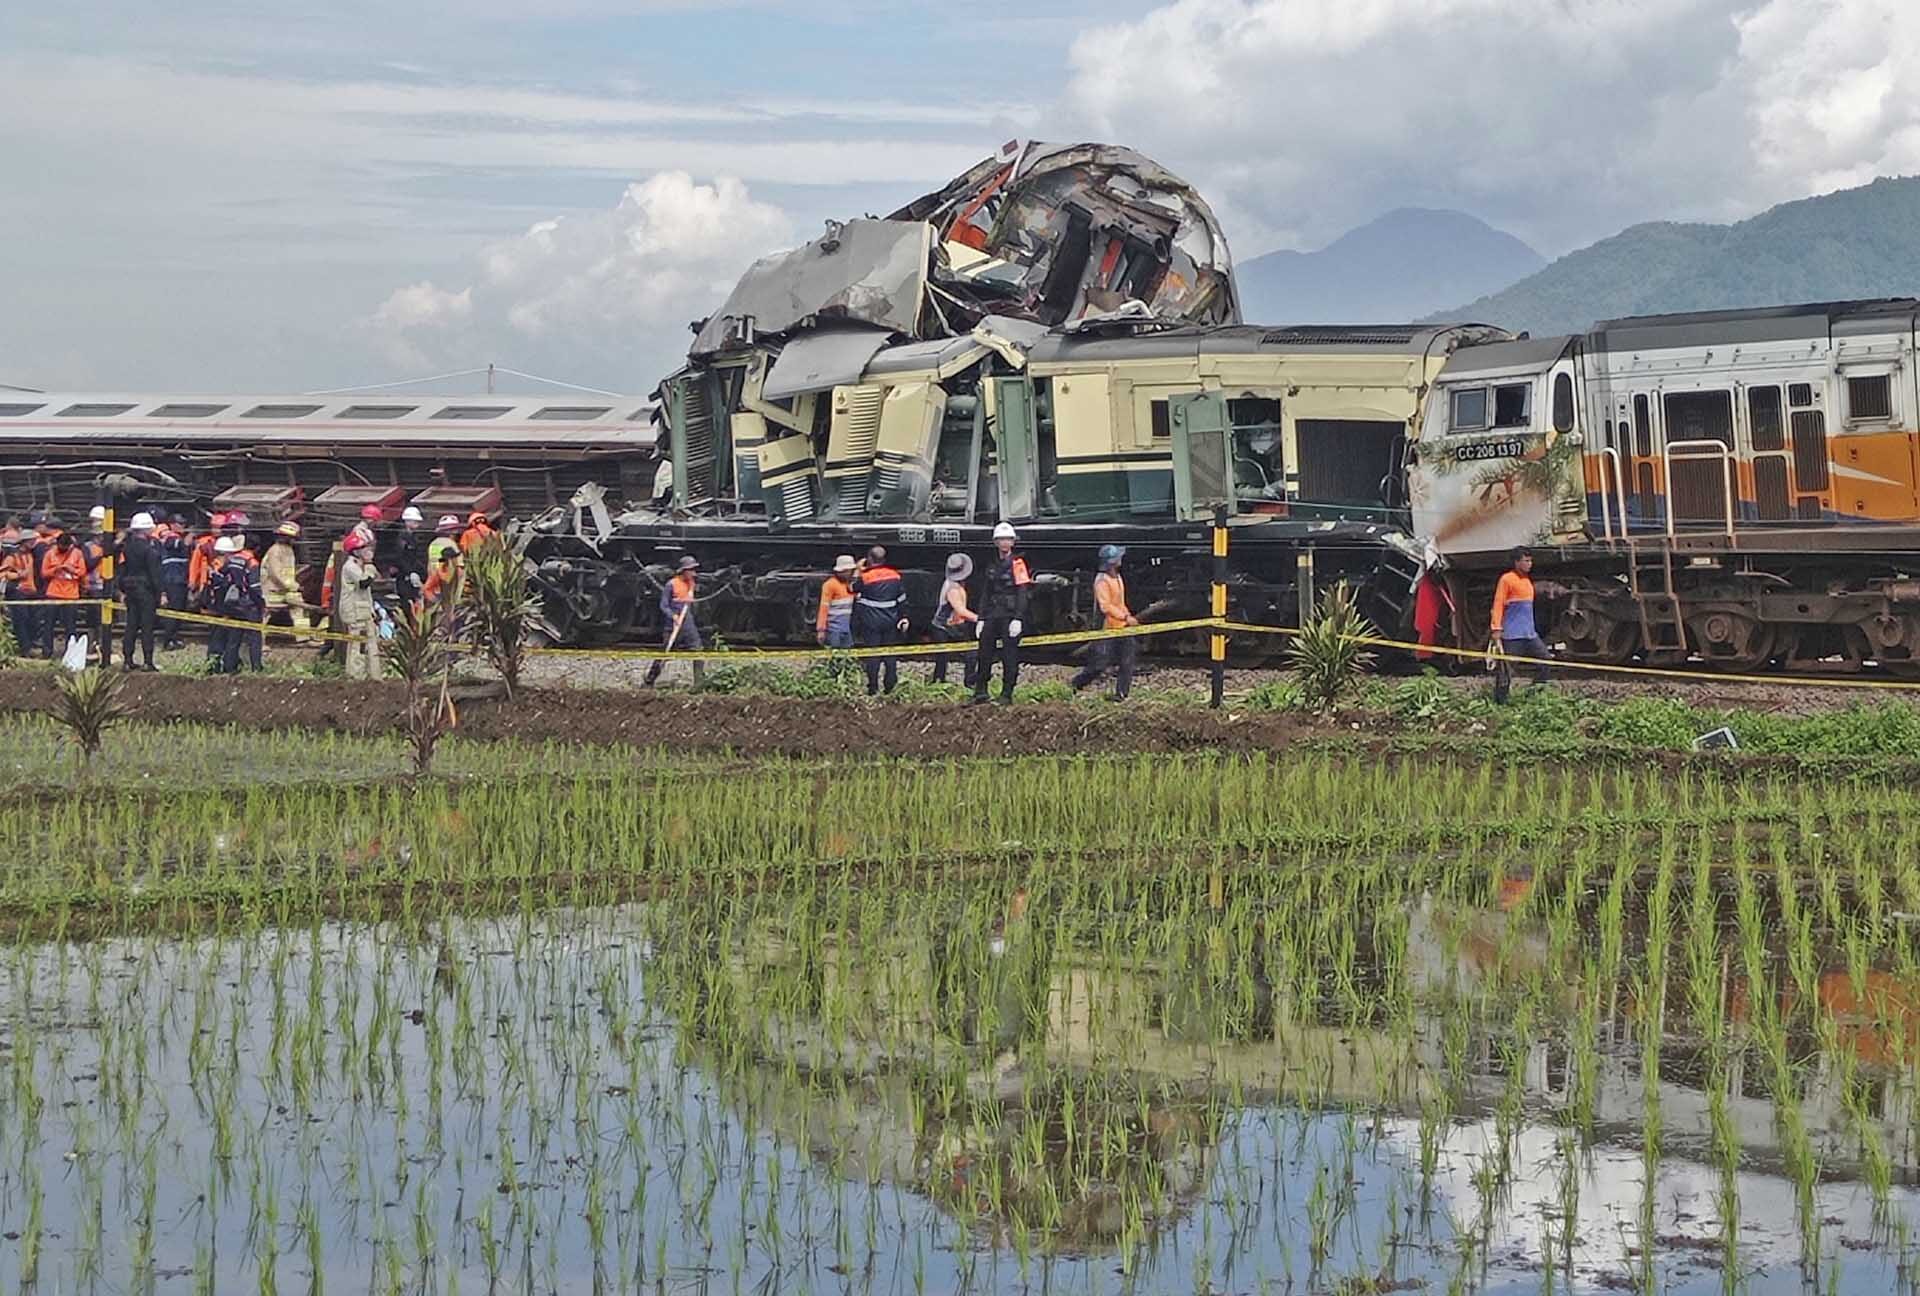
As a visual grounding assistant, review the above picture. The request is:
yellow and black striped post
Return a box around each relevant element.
[100,507,115,651]
[1210,504,1227,708]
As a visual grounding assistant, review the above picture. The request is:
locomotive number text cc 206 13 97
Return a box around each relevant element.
[1454,438,1527,463]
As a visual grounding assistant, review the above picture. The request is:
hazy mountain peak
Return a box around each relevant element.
[1236,208,1544,325]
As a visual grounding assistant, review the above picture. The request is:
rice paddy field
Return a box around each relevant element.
[2,712,1920,1294]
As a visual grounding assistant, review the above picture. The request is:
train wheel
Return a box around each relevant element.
[1863,611,1920,677]
[1558,606,1637,665]
[1687,609,1778,673]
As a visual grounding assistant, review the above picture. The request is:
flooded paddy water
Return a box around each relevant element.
[2,733,1920,1293]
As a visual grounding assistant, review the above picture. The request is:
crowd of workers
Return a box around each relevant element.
[0,503,500,675]
[657,521,1140,703]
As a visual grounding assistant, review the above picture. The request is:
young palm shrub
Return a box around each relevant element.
[1289,581,1377,711]
[460,534,547,699]
[54,667,134,767]
[382,598,460,777]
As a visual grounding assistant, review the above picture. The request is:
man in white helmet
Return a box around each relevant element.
[116,512,164,670]
[393,505,429,601]
[971,521,1032,705]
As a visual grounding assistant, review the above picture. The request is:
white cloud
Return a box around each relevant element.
[367,171,793,385]
[1064,0,1920,256]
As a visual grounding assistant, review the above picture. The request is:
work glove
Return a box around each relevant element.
[1008,619,1022,638]
[896,617,909,633]
[974,620,984,639]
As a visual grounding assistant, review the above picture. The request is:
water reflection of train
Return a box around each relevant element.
[656,876,1918,1263]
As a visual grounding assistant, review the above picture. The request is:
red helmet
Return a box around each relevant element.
[360,504,385,521]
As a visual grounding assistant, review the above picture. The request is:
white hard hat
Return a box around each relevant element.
[214,535,241,554]
[129,512,155,531]
[88,505,107,521]
[992,521,1017,540]
[401,506,424,523]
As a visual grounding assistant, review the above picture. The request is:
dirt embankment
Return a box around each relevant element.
[0,673,1319,758]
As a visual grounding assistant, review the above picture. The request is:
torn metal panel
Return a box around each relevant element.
[894,140,1239,331]
[762,327,892,400]
[862,335,991,383]
[692,220,931,357]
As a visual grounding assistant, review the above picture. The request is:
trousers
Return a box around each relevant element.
[855,618,899,695]
[41,602,79,659]
[1071,635,1136,699]
[344,618,380,679]
[219,618,264,673]
[121,588,158,668]
[930,623,977,687]
[161,582,189,647]
[973,617,1022,699]
[643,615,706,685]
[1492,635,1551,702]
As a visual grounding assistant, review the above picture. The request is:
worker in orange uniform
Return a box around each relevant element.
[458,511,495,554]
[929,552,978,686]
[816,554,856,649]
[1490,546,1551,703]
[643,555,704,687]
[1071,544,1138,700]
[39,529,89,660]
[0,534,37,657]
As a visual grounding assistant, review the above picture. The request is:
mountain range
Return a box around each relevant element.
[1433,175,1920,334]
[1237,176,1920,337]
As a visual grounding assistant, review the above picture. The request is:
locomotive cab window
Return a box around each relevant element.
[1492,383,1531,429]
[1450,387,1487,433]
[1846,374,1893,424]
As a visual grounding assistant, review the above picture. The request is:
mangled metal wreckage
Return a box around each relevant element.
[527,141,1456,649]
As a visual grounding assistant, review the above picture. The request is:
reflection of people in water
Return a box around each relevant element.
[930,887,1054,1052]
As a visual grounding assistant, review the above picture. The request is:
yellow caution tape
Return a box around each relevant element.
[525,617,1221,663]
[1219,620,1920,692]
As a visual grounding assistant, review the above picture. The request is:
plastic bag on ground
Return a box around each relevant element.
[60,634,89,672]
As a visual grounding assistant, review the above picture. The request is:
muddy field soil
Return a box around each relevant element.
[0,671,1322,757]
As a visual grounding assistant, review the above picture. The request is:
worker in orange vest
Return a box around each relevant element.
[852,545,909,696]
[1071,544,1138,700]
[39,530,89,659]
[815,554,856,648]
[971,522,1032,705]
[1490,546,1551,703]
[458,511,495,554]
[0,535,36,657]
[643,555,705,686]
[929,552,979,687]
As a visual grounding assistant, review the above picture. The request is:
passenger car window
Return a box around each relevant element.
[1451,387,1487,433]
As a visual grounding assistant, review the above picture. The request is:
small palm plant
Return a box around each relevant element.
[54,668,134,767]
[461,534,547,699]
[382,598,460,778]
[1289,581,1377,711]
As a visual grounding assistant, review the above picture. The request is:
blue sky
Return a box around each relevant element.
[2,0,1914,395]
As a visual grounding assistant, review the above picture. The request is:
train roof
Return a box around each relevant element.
[1590,298,1920,352]
[1027,321,1509,365]
[1437,334,1577,378]
[0,393,655,452]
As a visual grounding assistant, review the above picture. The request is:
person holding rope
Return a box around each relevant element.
[1490,546,1551,703]
[1071,544,1138,700]
[643,555,706,687]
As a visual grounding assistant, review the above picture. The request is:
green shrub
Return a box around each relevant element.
[1386,672,1491,726]
[1242,679,1306,712]
[1593,697,1704,750]
[1288,582,1377,710]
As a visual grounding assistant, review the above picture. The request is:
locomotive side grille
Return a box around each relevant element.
[675,378,719,507]
[1790,410,1830,491]
[823,385,885,517]
[1752,457,1791,520]
[779,477,816,523]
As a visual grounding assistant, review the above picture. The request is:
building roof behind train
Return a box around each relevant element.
[0,394,655,451]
